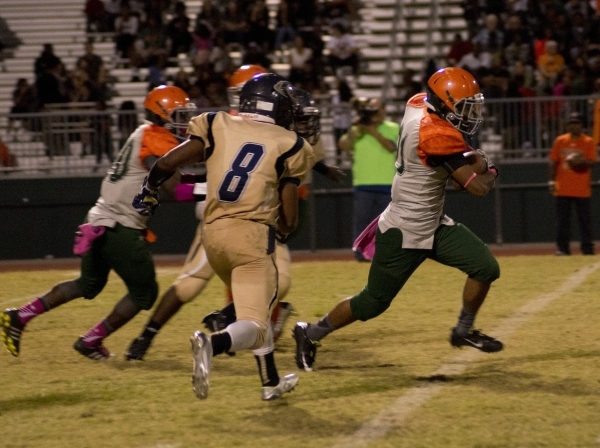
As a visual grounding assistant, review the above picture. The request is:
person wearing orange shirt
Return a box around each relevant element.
[549,112,597,255]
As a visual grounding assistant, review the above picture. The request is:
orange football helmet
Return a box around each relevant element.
[425,67,484,134]
[227,64,268,110]
[144,85,195,139]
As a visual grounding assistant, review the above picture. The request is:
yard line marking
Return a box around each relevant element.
[0,269,182,307]
[333,261,600,448]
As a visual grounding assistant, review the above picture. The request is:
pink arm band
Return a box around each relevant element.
[463,172,477,188]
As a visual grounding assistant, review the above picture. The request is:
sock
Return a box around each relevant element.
[81,320,110,347]
[455,307,476,336]
[255,351,279,387]
[17,298,47,325]
[306,315,335,341]
[211,331,232,356]
[141,320,162,340]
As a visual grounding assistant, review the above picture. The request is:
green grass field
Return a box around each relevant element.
[1,255,600,448]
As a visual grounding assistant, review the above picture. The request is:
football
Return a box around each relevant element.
[566,152,589,173]
[451,151,488,190]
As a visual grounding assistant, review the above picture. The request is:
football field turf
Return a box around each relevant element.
[1,254,599,448]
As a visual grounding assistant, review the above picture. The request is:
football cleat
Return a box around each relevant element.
[292,322,321,371]
[261,373,299,401]
[449,328,503,353]
[202,310,236,357]
[1,308,24,357]
[202,310,230,333]
[125,336,153,361]
[73,337,113,360]
[190,331,212,400]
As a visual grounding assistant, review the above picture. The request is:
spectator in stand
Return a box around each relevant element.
[84,0,109,33]
[134,14,168,67]
[274,0,295,50]
[445,32,473,66]
[8,78,35,132]
[552,68,575,96]
[290,0,317,29]
[564,0,593,21]
[504,30,534,69]
[117,100,138,147]
[210,34,233,75]
[533,27,554,63]
[480,53,511,98]
[566,12,589,60]
[221,1,247,47]
[192,21,214,71]
[331,78,354,162]
[458,41,492,74]
[173,69,193,94]
[35,59,69,108]
[247,0,273,52]
[195,0,221,33]
[114,1,140,81]
[34,43,62,79]
[536,40,565,91]
[474,13,504,57]
[549,112,597,255]
[104,0,121,31]
[326,21,360,77]
[288,35,313,88]
[0,138,17,169]
[91,99,114,170]
[146,53,169,91]
[460,0,482,39]
[77,42,104,84]
[242,41,271,69]
[166,1,193,58]
[503,14,531,48]
[397,68,423,102]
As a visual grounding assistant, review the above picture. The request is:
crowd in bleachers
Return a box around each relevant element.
[454,0,600,99]
[81,0,361,105]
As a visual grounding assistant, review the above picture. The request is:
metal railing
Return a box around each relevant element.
[1,95,598,178]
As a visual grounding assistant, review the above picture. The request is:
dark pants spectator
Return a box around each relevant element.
[555,196,594,255]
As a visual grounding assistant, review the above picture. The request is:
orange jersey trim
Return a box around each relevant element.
[418,110,467,163]
[138,125,179,168]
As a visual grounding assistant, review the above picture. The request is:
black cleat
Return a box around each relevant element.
[202,310,236,356]
[125,336,153,360]
[293,322,320,371]
[450,328,503,353]
[202,310,230,333]
[1,308,24,357]
[74,337,112,360]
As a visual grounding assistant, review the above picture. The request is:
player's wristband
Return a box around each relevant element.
[463,172,477,188]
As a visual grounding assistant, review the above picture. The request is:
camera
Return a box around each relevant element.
[352,97,379,125]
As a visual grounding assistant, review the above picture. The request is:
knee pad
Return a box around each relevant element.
[227,320,266,352]
[349,287,392,322]
[173,276,209,304]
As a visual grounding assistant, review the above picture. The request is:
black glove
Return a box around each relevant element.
[132,176,160,216]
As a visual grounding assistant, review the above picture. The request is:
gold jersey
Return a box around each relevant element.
[187,111,314,227]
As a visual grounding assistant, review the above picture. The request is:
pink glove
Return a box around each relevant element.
[352,215,380,261]
[174,183,195,202]
[73,224,106,256]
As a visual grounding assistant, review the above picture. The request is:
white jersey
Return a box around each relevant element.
[87,123,179,229]
[379,93,468,249]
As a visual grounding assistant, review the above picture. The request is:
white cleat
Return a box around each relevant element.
[261,373,299,401]
[190,331,212,400]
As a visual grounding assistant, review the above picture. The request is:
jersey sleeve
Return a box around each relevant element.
[280,137,315,185]
[418,116,467,162]
[138,126,179,167]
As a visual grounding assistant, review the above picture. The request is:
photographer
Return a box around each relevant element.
[338,97,400,261]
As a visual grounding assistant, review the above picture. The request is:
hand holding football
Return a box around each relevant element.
[566,152,589,173]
